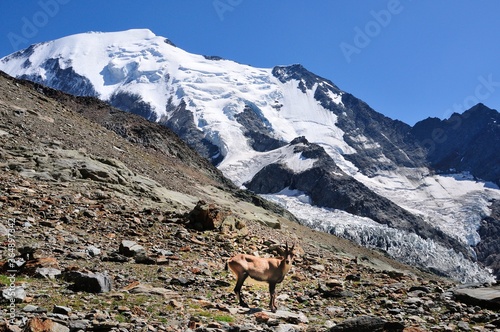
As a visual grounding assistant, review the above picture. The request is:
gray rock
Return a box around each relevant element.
[275,324,303,332]
[18,243,39,260]
[2,286,26,303]
[119,240,146,257]
[453,286,500,310]
[35,267,62,279]
[0,223,8,236]
[68,319,90,331]
[267,310,309,324]
[86,245,101,257]
[67,251,88,259]
[330,315,387,332]
[457,321,471,331]
[53,305,72,315]
[63,271,112,293]
[22,304,47,313]
[102,252,129,262]
[134,252,156,264]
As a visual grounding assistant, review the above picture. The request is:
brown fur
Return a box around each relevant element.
[227,243,295,312]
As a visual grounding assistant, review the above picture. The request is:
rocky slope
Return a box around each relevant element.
[2,30,499,282]
[1,72,500,331]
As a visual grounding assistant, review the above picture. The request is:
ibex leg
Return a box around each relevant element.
[269,282,277,312]
[234,273,249,307]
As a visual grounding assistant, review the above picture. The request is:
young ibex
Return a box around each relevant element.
[227,242,295,312]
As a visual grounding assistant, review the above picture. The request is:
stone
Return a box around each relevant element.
[119,240,146,257]
[187,200,230,231]
[53,305,72,315]
[267,310,309,324]
[345,274,361,282]
[134,252,156,264]
[326,279,344,288]
[0,223,8,236]
[63,270,112,293]
[102,252,129,262]
[22,304,47,313]
[18,244,39,261]
[453,286,500,310]
[2,286,26,303]
[67,320,90,331]
[170,276,195,286]
[329,315,386,332]
[35,267,62,279]
[25,317,69,332]
[310,264,326,272]
[456,321,470,331]
[86,245,101,257]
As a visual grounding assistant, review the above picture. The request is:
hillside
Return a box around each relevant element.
[1,73,500,331]
[2,30,499,283]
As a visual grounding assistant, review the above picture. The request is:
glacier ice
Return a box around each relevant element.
[263,190,495,284]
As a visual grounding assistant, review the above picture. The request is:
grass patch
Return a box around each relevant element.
[0,274,30,285]
[198,310,234,323]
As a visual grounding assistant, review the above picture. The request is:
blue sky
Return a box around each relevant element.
[1,0,499,125]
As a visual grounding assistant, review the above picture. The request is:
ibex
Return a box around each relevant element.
[227,242,295,312]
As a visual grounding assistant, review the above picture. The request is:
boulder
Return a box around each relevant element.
[62,270,112,293]
[25,317,69,332]
[187,200,248,235]
[2,286,26,303]
[119,240,146,257]
[330,316,387,332]
[453,286,500,310]
[35,267,62,279]
[187,200,228,230]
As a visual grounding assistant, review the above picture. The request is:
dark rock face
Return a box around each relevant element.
[273,64,427,176]
[160,99,224,165]
[108,91,158,122]
[19,58,99,98]
[474,199,500,279]
[411,103,500,186]
[234,103,287,152]
[244,138,470,259]
[273,64,340,93]
[337,93,427,174]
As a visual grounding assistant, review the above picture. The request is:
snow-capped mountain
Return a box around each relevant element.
[1,29,499,282]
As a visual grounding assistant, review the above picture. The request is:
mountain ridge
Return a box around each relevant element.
[1,29,499,282]
[2,64,500,331]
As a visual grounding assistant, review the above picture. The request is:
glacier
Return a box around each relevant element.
[262,190,495,284]
[1,29,499,283]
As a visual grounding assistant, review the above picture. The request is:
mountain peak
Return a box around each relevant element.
[83,28,157,39]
